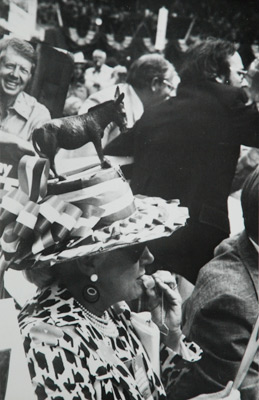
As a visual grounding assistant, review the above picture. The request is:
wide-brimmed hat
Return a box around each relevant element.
[0,156,188,273]
[73,52,87,64]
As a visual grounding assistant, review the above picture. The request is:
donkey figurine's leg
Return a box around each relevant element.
[49,156,66,181]
[92,131,106,168]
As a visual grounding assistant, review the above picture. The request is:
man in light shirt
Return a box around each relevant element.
[84,49,114,96]
[0,37,50,178]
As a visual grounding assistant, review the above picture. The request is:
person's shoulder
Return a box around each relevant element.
[196,233,247,289]
[103,64,114,73]
[90,83,124,101]
[21,91,51,116]
[21,91,44,107]
[205,81,248,107]
[214,233,240,256]
[85,66,94,73]
[137,97,175,129]
[79,83,125,114]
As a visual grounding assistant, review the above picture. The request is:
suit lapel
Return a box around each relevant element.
[238,231,259,301]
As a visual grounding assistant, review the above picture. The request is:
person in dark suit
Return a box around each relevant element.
[105,38,259,283]
[173,167,259,400]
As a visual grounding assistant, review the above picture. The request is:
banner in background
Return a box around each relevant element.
[8,0,37,40]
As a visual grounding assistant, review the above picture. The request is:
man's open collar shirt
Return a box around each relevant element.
[0,91,50,140]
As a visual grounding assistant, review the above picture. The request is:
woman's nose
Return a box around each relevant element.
[140,247,154,266]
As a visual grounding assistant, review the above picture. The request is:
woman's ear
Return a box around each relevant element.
[76,257,95,278]
[76,253,106,278]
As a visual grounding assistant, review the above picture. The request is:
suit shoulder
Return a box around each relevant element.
[209,83,248,107]
[196,240,244,290]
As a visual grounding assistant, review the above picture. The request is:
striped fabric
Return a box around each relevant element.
[50,166,136,224]
[0,156,188,272]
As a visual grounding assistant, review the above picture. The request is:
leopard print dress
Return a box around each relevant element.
[19,284,201,400]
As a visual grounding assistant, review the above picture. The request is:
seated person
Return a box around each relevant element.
[110,64,128,85]
[63,51,88,116]
[231,59,259,192]
[174,167,259,400]
[84,49,114,96]
[0,37,51,178]
[105,37,259,285]
[1,157,239,399]
[58,54,178,161]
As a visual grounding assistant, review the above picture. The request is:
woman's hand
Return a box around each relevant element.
[144,271,182,350]
[190,381,240,400]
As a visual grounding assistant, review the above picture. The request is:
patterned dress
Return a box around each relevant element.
[18,284,201,400]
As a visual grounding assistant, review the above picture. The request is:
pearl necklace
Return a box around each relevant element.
[76,300,119,338]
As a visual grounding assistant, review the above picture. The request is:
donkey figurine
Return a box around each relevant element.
[32,87,127,179]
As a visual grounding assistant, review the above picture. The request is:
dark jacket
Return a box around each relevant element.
[106,81,259,234]
[177,231,259,400]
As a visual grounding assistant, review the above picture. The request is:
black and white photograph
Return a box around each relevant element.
[0,0,258,399]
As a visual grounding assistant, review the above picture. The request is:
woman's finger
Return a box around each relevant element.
[152,270,177,286]
[153,276,182,306]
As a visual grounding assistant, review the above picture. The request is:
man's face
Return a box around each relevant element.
[93,54,105,69]
[152,67,179,105]
[227,52,247,88]
[0,47,33,97]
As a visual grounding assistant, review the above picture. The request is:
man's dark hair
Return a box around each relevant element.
[179,37,236,83]
[241,166,259,242]
[127,53,175,90]
[0,37,37,73]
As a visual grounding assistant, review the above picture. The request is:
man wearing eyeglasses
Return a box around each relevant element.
[58,53,179,161]
[0,37,50,178]
[106,37,259,285]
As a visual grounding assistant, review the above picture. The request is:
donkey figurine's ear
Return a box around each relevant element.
[114,87,125,105]
[114,86,121,99]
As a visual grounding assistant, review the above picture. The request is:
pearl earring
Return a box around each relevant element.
[90,274,98,282]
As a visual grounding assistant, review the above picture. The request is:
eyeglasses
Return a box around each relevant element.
[230,68,247,77]
[123,243,146,263]
[162,79,175,91]
[238,70,247,77]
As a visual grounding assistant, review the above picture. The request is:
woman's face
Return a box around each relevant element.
[95,245,154,304]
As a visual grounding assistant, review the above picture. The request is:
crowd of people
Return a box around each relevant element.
[0,33,258,400]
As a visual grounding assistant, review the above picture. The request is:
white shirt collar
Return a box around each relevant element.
[249,237,259,253]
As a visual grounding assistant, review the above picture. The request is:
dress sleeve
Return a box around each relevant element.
[23,334,96,400]
[160,334,202,394]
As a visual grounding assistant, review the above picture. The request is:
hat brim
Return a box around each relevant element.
[13,197,188,270]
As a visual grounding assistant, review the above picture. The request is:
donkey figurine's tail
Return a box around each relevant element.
[32,127,61,179]
[32,128,48,159]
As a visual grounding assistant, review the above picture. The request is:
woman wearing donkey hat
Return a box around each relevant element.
[0,157,240,400]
